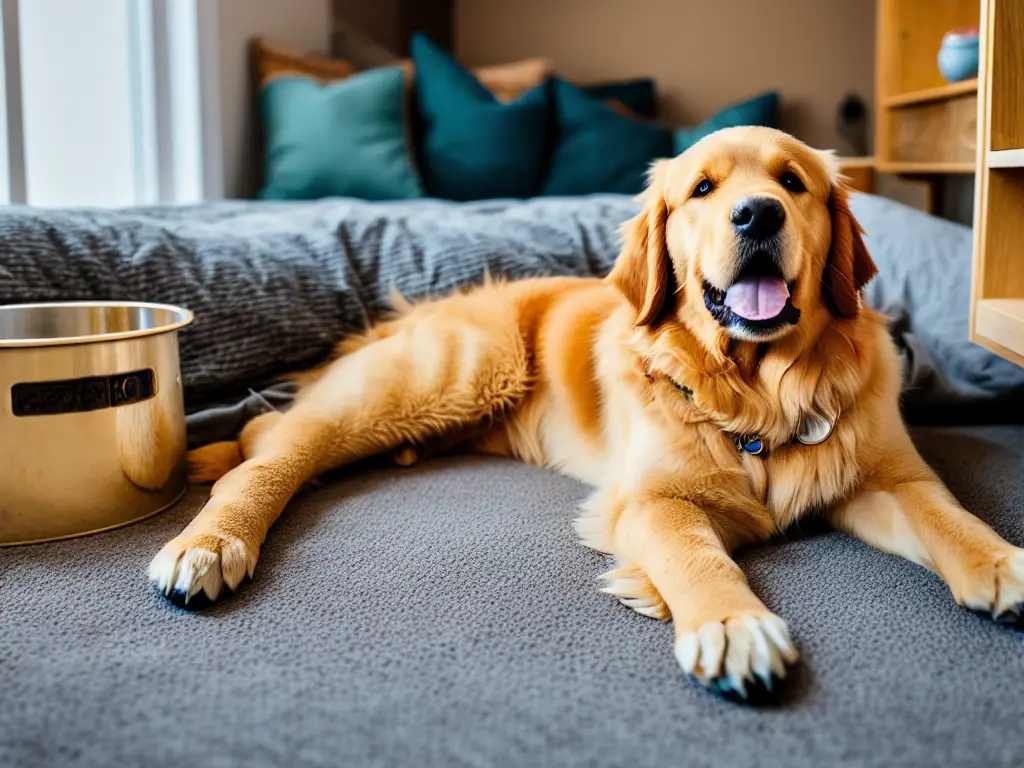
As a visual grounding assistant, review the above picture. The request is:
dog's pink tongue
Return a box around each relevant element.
[724,277,789,320]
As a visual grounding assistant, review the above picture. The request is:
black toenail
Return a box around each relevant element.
[703,675,781,705]
[162,587,214,611]
[995,609,1022,626]
[157,573,251,610]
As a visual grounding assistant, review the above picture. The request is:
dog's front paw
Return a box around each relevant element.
[148,530,258,608]
[955,548,1024,625]
[674,614,798,701]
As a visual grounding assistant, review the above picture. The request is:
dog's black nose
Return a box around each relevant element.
[730,196,785,239]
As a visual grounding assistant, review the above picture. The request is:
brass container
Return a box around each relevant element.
[0,302,193,545]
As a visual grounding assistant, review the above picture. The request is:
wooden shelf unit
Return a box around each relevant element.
[877,160,975,173]
[836,156,876,194]
[875,1,981,179]
[882,78,977,108]
[972,0,1024,367]
[974,300,1024,363]
[987,148,1024,167]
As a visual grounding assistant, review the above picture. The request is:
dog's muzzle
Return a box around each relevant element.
[703,244,800,337]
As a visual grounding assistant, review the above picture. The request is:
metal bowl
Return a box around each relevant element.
[0,302,193,545]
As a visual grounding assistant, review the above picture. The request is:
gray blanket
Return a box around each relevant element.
[0,198,624,402]
[2,194,1022,435]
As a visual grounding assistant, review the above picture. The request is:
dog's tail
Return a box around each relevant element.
[187,441,244,484]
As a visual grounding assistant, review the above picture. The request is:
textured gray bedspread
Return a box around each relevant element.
[3,424,1024,768]
[2,194,1023,425]
[0,197,624,402]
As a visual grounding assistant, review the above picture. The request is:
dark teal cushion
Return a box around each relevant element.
[259,66,422,201]
[582,78,658,118]
[674,91,781,154]
[411,34,551,201]
[541,78,672,197]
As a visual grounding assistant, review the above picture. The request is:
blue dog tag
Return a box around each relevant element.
[738,435,765,455]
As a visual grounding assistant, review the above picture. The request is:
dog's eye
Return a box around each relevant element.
[780,171,806,193]
[691,178,715,198]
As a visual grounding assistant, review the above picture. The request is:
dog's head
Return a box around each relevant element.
[610,126,877,345]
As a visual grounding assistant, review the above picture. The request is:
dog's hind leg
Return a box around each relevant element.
[148,304,531,605]
[187,410,284,483]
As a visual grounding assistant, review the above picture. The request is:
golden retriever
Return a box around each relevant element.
[150,126,1024,700]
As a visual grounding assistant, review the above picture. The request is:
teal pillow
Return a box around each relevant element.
[582,78,658,118]
[411,34,551,200]
[259,66,423,201]
[541,77,672,197]
[674,91,781,154]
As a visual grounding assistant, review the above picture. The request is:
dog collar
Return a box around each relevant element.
[670,380,695,400]
[736,408,840,456]
[663,372,839,456]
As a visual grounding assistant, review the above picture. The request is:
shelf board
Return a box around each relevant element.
[836,156,875,168]
[974,299,1024,364]
[988,149,1024,168]
[883,79,977,108]
[877,161,975,174]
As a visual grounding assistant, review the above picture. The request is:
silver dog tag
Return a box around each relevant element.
[796,408,839,446]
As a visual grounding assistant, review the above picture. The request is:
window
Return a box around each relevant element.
[21,0,137,207]
[0,0,219,207]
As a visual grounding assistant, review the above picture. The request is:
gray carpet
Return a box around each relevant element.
[3,425,1024,768]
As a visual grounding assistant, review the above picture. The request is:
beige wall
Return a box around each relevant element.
[332,0,402,52]
[216,0,332,198]
[455,0,876,153]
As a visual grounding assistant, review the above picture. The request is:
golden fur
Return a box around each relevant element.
[152,127,1024,700]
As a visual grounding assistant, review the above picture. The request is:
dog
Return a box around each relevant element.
[151,126,1024,700]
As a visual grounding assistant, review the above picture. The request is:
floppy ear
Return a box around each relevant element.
[609,161,675,326]
[822,183,878,319]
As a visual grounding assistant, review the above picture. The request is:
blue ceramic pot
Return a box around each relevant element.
[938,32,979,82]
